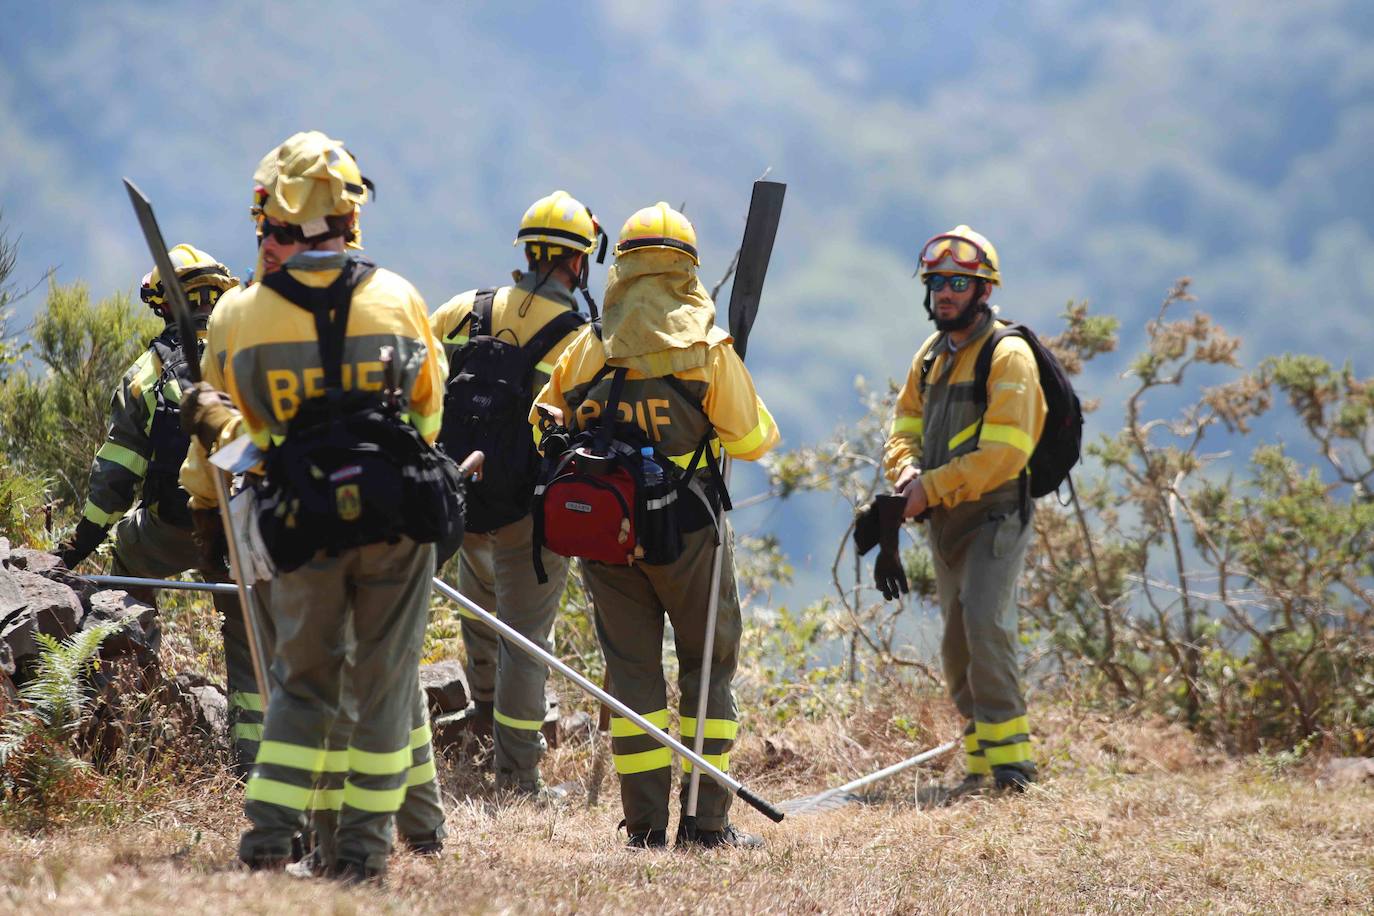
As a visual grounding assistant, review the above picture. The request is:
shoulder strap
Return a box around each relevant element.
[470,288,497,339]
[521,309,586,372]
[594,367,629,453]
[972,325,1018,412]
[917,334,946,397]
[261,256,378,391]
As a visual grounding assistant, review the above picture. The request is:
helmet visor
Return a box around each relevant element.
[920,234,989,271]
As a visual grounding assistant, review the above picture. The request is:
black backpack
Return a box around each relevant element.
[438,289,586,533]
[142,327,198,528]
[972,322,1082,500]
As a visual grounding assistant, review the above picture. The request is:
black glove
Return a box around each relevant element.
[57,518,109,569]
[190,508,228,578]
[853,499,881,556]
[873,494,909,601]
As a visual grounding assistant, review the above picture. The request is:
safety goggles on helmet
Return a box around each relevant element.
[924,273,975,293]
[919,234,993,271]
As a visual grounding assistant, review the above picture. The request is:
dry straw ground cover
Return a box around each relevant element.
[0,701,1370,915]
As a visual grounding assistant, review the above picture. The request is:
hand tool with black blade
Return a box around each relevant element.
[683,179,786,836]
[122,178,272,702]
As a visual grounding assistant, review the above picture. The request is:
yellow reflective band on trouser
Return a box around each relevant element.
[975,715,1030,744]
[411,722,433,749]
[979,423,1035,455]
[678,717,739,741]
[229,691,263,713]
[721,400,777,458]
[255,740,326,773]
[343,779,407,813]
[454,601,480,621]
[96,441,150,476]
[82,501,119,526]
[984,741,1033,767]
[245,776,314,811]
[494,709,546,732]
[348,744,411,776]
[681,752,729,774]
[891,415,923,438]
[407,758,437,787]
[309,788,344,812]
[234,723,264,741]
[411,409,442,439]
[610,708,670,738]
[613,747,672,775]
[322,750,349,773]
[948,420,981,451]
[965,733,989,775]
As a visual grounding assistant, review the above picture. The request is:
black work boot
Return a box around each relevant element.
[402,831,444,857]
[993,765,1034,793]
[621,820,667,849]
[330,859,385,886]
[675,822,765,850]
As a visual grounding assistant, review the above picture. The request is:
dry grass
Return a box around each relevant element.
[0,696,1370,915]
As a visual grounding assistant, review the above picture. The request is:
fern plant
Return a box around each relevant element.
[0,619,127,818]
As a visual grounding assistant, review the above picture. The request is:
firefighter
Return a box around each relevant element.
[883,225,1045,800]
[429,190,602,798]
[178,130,448,881]
[54,246,265,772]
[531,202,779,849]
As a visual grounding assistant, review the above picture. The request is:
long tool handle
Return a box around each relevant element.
[84,574,238,595]
[685,454,732,818]
[789,740,959,813]
[212,469,271,703]
[431,576,784,823]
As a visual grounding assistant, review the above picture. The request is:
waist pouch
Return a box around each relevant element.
[257,393,466,573]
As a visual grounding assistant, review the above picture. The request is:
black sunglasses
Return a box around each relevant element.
[924,274,974,292]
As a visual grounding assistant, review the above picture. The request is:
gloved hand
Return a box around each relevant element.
[190,508,228,578]
[853,499,880,556]
[180,381,239,451]
[873,494,909,601]
[57,518,109,569]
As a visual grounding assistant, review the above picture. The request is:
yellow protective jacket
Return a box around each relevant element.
[181,254,445,510]
[530,328,779,470]
[884,315,1046,509]
[429,270,584,399]
[81,328,191,527]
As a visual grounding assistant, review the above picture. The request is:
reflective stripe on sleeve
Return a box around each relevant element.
[891,416,923,437]
[95,442,150,476]
[82,501,119,526]
[410,409,442,439]
[721,401,776,458]
[979,423,1035,455]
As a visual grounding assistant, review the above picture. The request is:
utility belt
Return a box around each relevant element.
[530,366,728,583]
[252,255,466,573]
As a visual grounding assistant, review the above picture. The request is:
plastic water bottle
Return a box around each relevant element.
[640,447,665,488]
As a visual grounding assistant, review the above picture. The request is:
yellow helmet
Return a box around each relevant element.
[514,190,607,263]
[615,202,699,266]
[250,131,372,244]
[916,225,1000,285]
[140,244,238,316]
